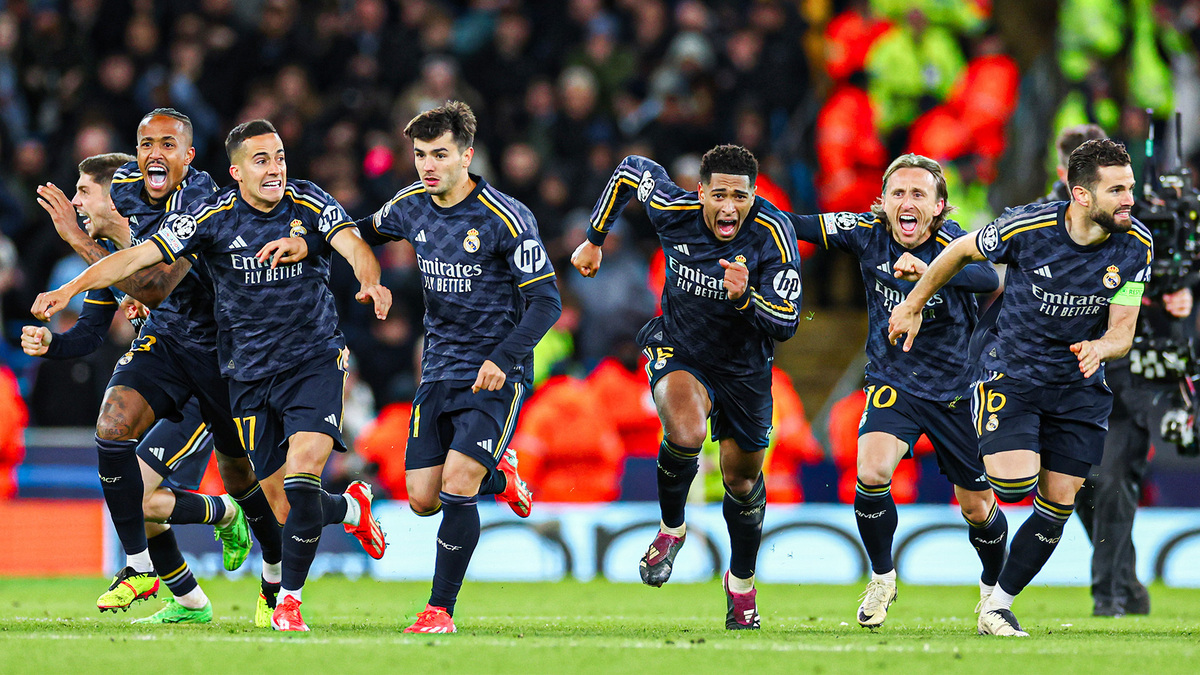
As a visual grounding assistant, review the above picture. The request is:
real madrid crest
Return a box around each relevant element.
[734,254,747,265]
[464,228,480,253]
[118,352,133,366]
[985,414,999,432]
[654,357,666,370]
[289,219,306,237]
[1103,264,1121,289]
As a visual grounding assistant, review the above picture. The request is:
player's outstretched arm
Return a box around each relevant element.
[36,182,188,308]
[888,232,986,351]
[571,240,603,277]
[31,241,165,321]
[330,226,391,320]
[23,291,120,359]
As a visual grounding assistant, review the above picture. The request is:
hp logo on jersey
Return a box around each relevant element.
[515,239,547,274]
[773,268,801,301]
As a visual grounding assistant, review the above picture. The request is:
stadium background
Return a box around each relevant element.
[1,0,1200,584]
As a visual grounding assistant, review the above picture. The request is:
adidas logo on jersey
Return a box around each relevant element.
[228,235,247,249]
[325,414,338,426]
[415,230,427,243]
[477,439,493,454]
[876,261,891,274]
[673,244,690,256]
[1033,265,1053,278]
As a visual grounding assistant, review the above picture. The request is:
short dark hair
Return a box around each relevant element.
[78,152,136,188]
[138,107,193,145]
[225,119,279,161]
[1067,138,1131,192]
[870,153,956,233]
[404,100,476,152]
[699,144,758,185]
[1056,124,1107,169]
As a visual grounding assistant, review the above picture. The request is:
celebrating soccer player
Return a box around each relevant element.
[24,151,255,623]
[354,101,559,634]
[572,145,801,630]
[793,154,1005,628]
[888,139,1151,636]
[31,119,392,632]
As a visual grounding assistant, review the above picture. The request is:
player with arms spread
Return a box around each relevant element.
[357,101,560,634]
[572,145,801,630]
[888,139,1152,636]
[32,119,392,632]
[794,154,1005,628]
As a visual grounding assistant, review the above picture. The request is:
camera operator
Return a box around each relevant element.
[1050,124,1195,617]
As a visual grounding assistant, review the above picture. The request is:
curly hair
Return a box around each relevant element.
[699,144,758,185]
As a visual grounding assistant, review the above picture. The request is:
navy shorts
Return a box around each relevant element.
[228,347,350,480]
[406,378,526,471]
[108,327,243,458]
[136,397,214,491]
[972,372,1112,478]
[639,331,772,452]
[858,381,989,491]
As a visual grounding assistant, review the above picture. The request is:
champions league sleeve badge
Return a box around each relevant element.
[979,222,999,252]
[1103,265,1121,289]
[464,228,481,253]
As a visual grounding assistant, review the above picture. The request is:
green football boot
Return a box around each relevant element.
[97,567,160,612]
[132,598,213,624]
[213,499,251,571]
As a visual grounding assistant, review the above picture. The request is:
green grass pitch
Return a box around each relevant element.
[1,577,1198,673]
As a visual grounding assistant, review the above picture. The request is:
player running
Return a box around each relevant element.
[355,101,558,634]
[793,154,1006,628]
[572,145,801,629]
[889,139,1151,636]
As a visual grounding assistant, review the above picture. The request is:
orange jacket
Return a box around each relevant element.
[0,366,27,499]
[587,358,661,458]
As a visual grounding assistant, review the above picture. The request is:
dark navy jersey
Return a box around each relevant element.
[47,237,146,359]
[974,201,1153,386]
[111,162,218,349]
[149,181,352,382]
[795,212,999,401]
[588,156,802,377]
[360,174,558,383]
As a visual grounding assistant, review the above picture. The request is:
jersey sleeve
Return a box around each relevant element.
[168,169,218,213]
[358,184,420,246]
[150,202,217,263]
[734,212,802,341]
[587,155,689,246]
[975,210,1022,266]
[936,224,1000,292]
[494,202,558,290]
[43,287,118,359]
[790,211,873,256]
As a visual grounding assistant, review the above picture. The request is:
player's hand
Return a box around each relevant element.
[36,183,85,242]
[31,289,72,321]
[120,295,149,321]
[20,325,52,356]
[472,359,506,393]
[571,241,603,277]
[256,237,308,269]
[1071,340,1103,378]
[892,252,928,281]
[356,282,391,320]
[719,258,749,300]
[1163,287,1193,318]
[887,300,923,352]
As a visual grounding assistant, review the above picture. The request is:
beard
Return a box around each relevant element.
[1090,205,1132,234]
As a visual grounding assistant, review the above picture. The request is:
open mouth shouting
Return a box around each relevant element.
[897,213,919,237]
[146,164,169,191]
[715,216,739,239]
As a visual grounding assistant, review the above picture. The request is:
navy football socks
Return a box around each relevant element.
[429,491,480,616]
[855,479,899,574]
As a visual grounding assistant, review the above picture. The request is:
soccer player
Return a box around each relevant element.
[888,139,1152,636]
[30,110,285,617]
[23,151,250,623]
[793,154,1005,628]
[355,101,559,634]
[572,145,802,630]
[33,118,392,632]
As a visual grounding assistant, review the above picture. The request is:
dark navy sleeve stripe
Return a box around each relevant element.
[592,168,641,234]
[150,234,178,263]
[754,212,798,264]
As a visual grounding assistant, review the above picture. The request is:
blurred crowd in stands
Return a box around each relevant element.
[1,0,1200,504]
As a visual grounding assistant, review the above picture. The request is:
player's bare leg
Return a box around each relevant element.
[639,371,709,587]
[95,386,159,612]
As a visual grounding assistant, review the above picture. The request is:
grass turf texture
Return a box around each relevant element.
[1,578,1198,673]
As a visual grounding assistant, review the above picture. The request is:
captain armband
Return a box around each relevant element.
[1110,281,1144,306]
